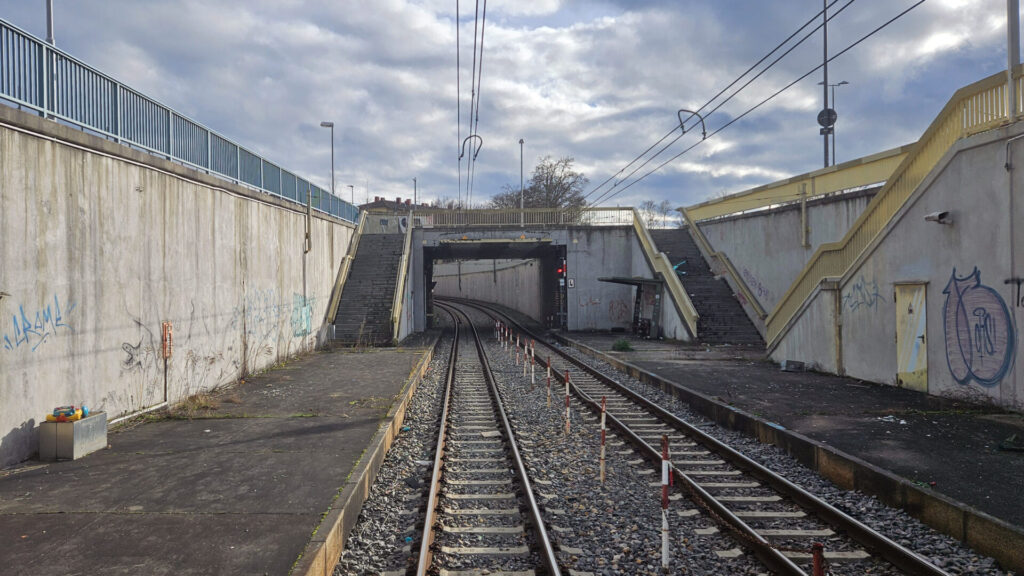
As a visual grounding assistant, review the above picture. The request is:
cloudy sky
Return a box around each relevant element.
[0,1,1010,209]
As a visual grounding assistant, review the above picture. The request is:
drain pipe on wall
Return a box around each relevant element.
[1006,133,1023,406]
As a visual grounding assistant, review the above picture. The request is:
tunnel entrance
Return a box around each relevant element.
[424,240,567,329]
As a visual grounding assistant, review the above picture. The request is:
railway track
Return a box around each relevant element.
[415,303,560,576]
[442,297,952,576]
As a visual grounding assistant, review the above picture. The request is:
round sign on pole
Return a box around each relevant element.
[817,108,838,127]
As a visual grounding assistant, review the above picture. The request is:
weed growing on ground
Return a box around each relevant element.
[612,338,634,352]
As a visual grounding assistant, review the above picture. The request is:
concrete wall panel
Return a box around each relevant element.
[0,113,352,466]
[772,124,1023,410]
[435,260,545,322]
[699,191,874,312]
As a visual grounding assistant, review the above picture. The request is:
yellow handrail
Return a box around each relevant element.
[409,206,634,228]
[632,209,699,338]
[766,68,1017,348]
[327,211,366,324]
[686,145,911,222]
[680,209,767,321]
[391,211,415,344]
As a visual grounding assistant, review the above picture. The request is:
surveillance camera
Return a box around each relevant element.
[924,211,952,224]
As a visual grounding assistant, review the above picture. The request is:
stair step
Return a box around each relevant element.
[650,228,763,347]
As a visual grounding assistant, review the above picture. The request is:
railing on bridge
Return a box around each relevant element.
[408,206,634,227]
[0,18,358,223]
[764,67,1023,348]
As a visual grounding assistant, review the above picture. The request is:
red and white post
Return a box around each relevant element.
[600,396,607,482]
[546,357,552,407]
[661,434,670,573]
[522,341,528,376]
[530,353,536,388]
[564,369,571,435]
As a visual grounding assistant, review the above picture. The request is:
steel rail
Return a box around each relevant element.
[415,304,460,576]
[421,302,562,576]
[450,298,951,576]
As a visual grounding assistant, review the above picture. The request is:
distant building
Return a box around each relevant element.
[359,196,431,212]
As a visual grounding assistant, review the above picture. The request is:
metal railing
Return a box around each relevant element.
[680,209,767,322]
[765,67,1021,348]
[0,18,358,223]
[391,212,415,344]
[631,209,700,339]
[685,144,911,222]
[327,212,367,325]
[407,206,634,228]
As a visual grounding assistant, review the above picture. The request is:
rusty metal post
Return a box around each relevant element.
[812,542,825,576]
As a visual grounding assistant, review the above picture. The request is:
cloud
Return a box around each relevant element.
[0,0,1010,209]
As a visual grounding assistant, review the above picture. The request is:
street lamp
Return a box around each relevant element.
[519,138,524,227]
[319,121,334,195]
[818,80,849,165]
[348,184,354,205]
[412,177,417,205]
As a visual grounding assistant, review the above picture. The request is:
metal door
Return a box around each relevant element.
[895,284,928,392]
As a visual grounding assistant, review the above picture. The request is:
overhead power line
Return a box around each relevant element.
[583,0,847,206]
[591,0,928,206]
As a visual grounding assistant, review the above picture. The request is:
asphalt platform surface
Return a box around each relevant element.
[0,345,429,575]
[562,332,1024,530]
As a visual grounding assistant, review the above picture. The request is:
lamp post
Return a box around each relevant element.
[319,121,334,195]
[519,138,525,227]
[348,184,354,205]
[45,0,54,45]
[818,80,848,165]
[413,177,417,205]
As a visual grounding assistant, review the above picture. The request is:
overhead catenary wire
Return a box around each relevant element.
[592,0,927,207]
[582,0,847,206]
[457,0,461,207]
[587,0,858,208]
[462,0,488,208]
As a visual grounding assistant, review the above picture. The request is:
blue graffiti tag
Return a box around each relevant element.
[290,293,315,338]
[2,294,76,352]
[843,275,885,312]
[943,267,1016,387]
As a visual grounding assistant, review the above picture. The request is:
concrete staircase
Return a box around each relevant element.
[333,233,406,346]
[649,228,763,346]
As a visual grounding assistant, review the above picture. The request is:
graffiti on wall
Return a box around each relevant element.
[943,267,1017,387]
[290,293,315,337]
[843,275,885,312]
[741,267,772,303]
[2,294,76,352]
[608,299,630,324]
[1006,277,1024,308]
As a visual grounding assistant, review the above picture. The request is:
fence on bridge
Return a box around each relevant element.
[407,206,635,228]
[0,18,357,223]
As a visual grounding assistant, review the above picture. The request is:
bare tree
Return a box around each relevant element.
[428,196,462,209]
[490,156,588,210]
[639,199,658,227]
[658,200,675,228]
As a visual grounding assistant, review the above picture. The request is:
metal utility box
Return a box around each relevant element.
[38,412,107,461]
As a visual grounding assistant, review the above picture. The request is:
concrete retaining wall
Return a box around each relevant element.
[434,260,545,323]
[698,189,875,312]
[771,123,1023,411]
[0,106,353,467]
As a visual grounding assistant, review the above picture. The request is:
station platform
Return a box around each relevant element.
[0,340,436,575]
